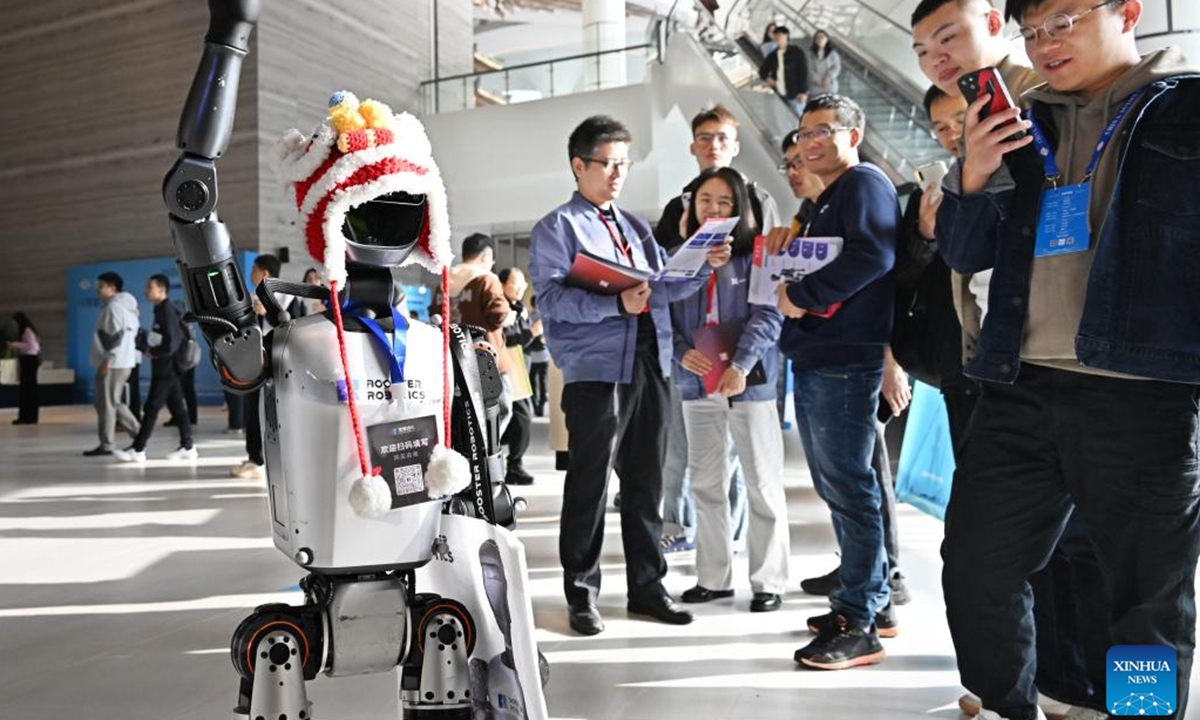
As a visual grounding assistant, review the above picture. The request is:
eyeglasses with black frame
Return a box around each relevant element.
[1011,0,1126,43]
[580,156,634,174]
[794,125,853,143]
[777,158,805,174]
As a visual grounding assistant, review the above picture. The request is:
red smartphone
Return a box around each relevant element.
[958,67,1026,140]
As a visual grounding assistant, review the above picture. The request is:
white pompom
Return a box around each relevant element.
[425,444,471,498]
[349,474,393,519]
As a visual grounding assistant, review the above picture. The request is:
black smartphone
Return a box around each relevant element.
[958,67,1026,140]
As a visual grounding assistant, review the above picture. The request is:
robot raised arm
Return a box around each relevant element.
[163,0,265,392]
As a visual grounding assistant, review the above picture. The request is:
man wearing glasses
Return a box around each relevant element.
[936,0,1200,717]
[652,104,780,559]
[529,115,730,636]
[768,95,899,670]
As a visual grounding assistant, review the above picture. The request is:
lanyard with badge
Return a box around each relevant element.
[1027,89,1144,258]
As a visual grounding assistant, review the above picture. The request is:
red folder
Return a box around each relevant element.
[566,250,651,295]
[691,320,767,395]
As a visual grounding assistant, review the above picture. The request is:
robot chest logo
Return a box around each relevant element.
[431,534,454,563]
[363,377,427,402]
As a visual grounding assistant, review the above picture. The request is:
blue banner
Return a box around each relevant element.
[66,252,258,405]
[895,380,956,521]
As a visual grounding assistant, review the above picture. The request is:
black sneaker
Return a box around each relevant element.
[82,445,114,457]
[505,463,534,485]
[889,569,912,606]
[800,566,840,596]
[808,604,898,638]
[794,615,886,670]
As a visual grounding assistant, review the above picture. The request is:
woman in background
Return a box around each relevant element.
[759,22,778,59]
[808,29,841,96]
[8,312,41,425]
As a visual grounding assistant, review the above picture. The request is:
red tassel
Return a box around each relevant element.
[442,266,452,450]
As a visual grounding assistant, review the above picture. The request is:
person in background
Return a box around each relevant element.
[526,295,550,417]
[808,29,842,95]
[759,26,809,114]
[165,297,197,428]
[300,266,326,316]
[7,312,41,425]
[671,167,789,614]
[760,21,779,58]
[497,267,538,486]
[115,274,197,463]
[85,271,141,455]
[448,233,513,436]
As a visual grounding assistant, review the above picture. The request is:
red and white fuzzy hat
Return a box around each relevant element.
[271,90,451,285]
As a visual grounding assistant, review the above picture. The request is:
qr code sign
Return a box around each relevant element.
[392,464,425,496]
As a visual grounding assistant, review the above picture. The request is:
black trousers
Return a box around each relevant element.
[181,368,197,424]
[245,388,263,465]
[560,349,670,607]
[126,363,142,422]
[225,391,244,430]
[502,397,532,466]
[942,389,978,456]
[16,355,40,423]
[529,362,548,414]
[132,372,192,451]
[943,364,1200,719]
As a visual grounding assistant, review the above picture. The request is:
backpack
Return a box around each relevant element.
[173,301,202,373]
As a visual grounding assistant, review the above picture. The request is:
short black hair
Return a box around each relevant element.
[911,0,992,27]
[97,271,124,292]
[923,84,950,119]
[803,93,866,131]
[775,26,790,36]
[1004,0,1119,21]
[461,233,494,261]
[497,267,524,285]
[781,129,801,153]
[691,104,739,136]
[148,273,171,292]
[253,253,282,278]
[567,115,632,164]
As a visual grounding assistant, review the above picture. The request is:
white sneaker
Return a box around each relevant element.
[972,709,1048,720]
[114,448,147,463]
[1061,708,1107,720]
[166,446,199,461]
[230,460,264,479]
[962,692,1072,720]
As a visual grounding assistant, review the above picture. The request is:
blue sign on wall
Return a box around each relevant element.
[67,252,258,405]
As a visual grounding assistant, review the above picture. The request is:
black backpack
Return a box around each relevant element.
[173,301,201,372]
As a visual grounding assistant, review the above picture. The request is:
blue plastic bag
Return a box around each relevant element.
[895,380,956,521]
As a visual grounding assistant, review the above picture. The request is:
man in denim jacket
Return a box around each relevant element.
[936,0,1200,717]
[529,115,728,636]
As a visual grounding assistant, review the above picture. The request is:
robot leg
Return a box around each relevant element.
[230,601,324,720]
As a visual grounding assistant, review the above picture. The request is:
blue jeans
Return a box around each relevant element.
[793,363,889,627]
[663,384,747,541]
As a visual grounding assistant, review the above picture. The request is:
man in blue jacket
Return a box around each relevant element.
[771,94,899,670]
[529,115,728,635]
[936,0,1200,716]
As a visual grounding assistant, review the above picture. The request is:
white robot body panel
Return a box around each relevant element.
[263,314,447,572]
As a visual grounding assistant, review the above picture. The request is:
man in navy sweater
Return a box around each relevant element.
[770,94,899,670]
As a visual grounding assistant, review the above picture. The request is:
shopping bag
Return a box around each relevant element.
[506,345,533,402]
[895,380,956,520]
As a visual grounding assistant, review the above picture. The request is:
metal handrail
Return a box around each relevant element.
[419,43,653,86]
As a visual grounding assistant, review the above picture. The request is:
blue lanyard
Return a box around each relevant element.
[1027,89,1144,186]
[337,301,409,383]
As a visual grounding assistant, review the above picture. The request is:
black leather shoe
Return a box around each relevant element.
[627,594,694,625]
[568,604,604,636]
[750,592,782,612]
[681,585,734,603]
[82,446,114,457]
[800,566,841,596]
[506,464,534,486]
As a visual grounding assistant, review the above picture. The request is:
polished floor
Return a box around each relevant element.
[1,405,1196,720]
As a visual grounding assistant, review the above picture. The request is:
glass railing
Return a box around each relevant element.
[420,44,655,114]
[724,0,950,181]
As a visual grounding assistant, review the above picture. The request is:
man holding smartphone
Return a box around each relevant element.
[936,0,1200,718]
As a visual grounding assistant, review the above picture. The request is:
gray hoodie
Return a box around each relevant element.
[91,292,140,369]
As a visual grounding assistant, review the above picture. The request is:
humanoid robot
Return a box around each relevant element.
[161,2,545,718]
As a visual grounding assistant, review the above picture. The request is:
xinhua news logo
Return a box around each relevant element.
[1107,645,1176,716]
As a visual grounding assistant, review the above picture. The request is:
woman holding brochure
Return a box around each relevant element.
[670,167,790,613]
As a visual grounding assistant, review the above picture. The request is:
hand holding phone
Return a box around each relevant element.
[957,67,1034,194]
[915,161,949,199]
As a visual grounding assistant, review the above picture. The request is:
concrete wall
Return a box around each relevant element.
[0,0,470,365]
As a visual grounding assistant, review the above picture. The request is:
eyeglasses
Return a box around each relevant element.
[777,158,805,174]
[696,197,735,213]
[694,132,735,146]
[795,125,852,143]
[1012,0,1124,43]
[580,156,634,174]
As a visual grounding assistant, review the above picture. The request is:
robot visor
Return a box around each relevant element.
[342,192,425,266]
